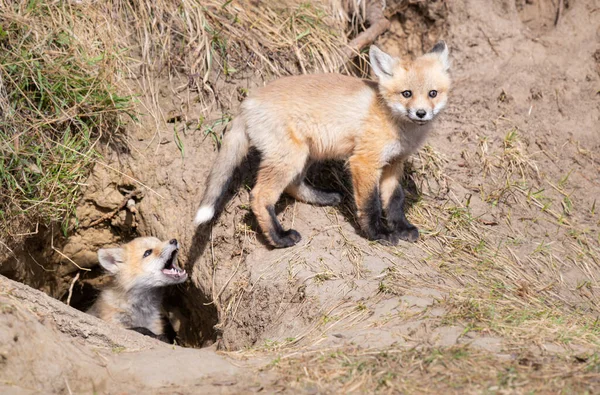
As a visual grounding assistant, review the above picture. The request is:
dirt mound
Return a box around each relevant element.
[0,275,246,393]
[2,0,600,392]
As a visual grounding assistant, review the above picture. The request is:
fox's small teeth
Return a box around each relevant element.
[162,266,186,277]
[194,206,214,225]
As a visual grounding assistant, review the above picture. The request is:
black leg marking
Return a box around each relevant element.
[267,205,301,248]
[362,188,393,243]
[386,185,419,242]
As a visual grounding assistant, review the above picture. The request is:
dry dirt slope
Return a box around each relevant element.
[1,0,600,393]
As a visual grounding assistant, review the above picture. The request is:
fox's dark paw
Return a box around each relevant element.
[364,220,393,244]
[375,235,396,246]
[394,226,419,243]
[366,229,396,246]
[272,229,302,248]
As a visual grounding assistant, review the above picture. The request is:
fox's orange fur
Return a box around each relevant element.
[88,237,187,338]
[195,42,451,247]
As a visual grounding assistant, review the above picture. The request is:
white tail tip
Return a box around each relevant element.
[194,206,215,225]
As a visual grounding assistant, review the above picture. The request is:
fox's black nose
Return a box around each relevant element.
[169,239,178,245]
[416,109,427,119]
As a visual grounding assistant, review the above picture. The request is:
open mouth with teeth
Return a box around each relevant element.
[161,249,187,281]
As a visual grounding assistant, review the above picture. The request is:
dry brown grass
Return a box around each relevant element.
[110,0,350,117]
[264,345,600,393]
[125,0,348,74]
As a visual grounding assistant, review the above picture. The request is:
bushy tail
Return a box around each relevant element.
[194,116,249,225]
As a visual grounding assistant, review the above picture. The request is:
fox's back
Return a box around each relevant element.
[245,74,376,119]
[241,74,380,158]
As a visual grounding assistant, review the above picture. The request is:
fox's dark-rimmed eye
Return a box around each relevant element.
[401,90,412,98]
[143,249,152,258]
[429,90,438,98]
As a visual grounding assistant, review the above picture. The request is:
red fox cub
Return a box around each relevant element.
[195,42,451,248]
[88,237,187,341]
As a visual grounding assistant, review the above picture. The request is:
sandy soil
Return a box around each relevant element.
[1,0,600,393]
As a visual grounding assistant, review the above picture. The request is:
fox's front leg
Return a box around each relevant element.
[349,154,392,242]
[380,160,419,242]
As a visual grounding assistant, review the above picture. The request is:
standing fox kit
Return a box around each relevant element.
[88,237,187,340]
[195,42,451,248]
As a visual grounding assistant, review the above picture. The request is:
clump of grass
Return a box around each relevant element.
[112,0,348,104]
[266,346,600,393]
[0,1,134,236]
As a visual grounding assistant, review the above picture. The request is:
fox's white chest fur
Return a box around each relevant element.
[381,123,432,165]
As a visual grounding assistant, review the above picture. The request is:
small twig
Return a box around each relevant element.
[51,247,91,272]
[478,27,500,57]
[66,272,80,306]
[555,89,563,115]
[554,0,564,26]
[64,378,73,395]
[14,222,39,237]
[51,228,91,272]
[85,189,141,228]
[213,227,248,305]
[30,252,56,273]
[206,227,221,312]
[0,240,15,257]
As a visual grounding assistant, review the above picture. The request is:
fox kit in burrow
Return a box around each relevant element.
[87,237,187,341]
[194,42,451,248]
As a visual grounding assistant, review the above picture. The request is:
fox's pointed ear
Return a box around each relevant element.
[369,45,397,80]
[98,248,123,274]
[430,40,450,71]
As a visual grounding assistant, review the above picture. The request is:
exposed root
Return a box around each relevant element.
[343,0,390,59]
[84,189,142,229]
[66,272,80,307]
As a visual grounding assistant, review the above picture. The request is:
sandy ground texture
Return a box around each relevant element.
[1,0,600,393]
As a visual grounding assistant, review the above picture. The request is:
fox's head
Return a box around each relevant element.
[97,237,187,290]
[370,42,451,125]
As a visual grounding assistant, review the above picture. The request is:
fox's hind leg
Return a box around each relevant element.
[286,181,342,206]
[251,155,307,248]
[285,167,342,206]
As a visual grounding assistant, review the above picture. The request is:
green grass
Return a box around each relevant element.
[0,1,134,236]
